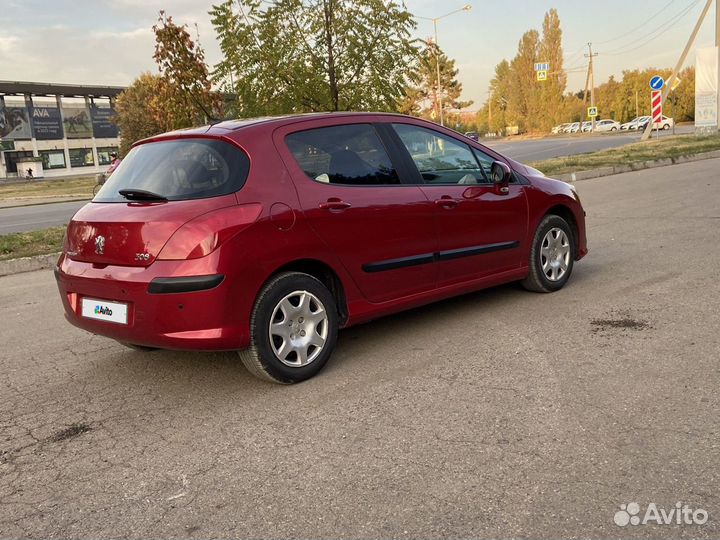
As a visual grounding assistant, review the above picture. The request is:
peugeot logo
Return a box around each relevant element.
[94,235,105,255]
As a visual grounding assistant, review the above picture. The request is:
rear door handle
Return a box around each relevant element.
[434,196,457,209]
[319,198,352,211]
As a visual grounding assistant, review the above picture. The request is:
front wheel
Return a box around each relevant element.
[239,272,338,384]
[663,124,670,130]
[521,215,575,293]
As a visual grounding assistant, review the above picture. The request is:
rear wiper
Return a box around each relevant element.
[118,189,168,201]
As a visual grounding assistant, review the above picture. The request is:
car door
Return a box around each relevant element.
[275,121,437,304]
[390,123,528,287]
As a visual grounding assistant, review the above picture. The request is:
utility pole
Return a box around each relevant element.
[585,43,598,131]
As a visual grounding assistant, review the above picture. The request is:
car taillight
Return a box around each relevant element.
[157,203,262,260]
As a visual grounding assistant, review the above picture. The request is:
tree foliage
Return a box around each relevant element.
[398,42,472,119]
[152,11,223,125]
[113,73,173,156]
[209,0,418,116]
[114,12,222,155]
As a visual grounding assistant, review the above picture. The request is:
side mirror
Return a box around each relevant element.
[490,161,512,184]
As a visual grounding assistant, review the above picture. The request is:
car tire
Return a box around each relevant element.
[521,215,575,293]
[239,272,338,384]
[611,127,617,131]
[118,341,157,352]
[663,124,670,130]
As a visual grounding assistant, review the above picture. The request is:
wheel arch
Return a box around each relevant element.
[543,203,579,252]
[269,258,349,327]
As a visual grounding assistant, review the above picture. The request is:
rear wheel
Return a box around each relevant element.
[663,124,670,130]
[239,272,338,384]
[521,215,575,293]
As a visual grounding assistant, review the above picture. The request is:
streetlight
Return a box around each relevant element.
[417,4,472,126]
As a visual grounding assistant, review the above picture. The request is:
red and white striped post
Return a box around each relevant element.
[651,90,663,137]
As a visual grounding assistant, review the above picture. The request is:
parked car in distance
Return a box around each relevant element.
[464,131,479,141]
[55,112,587,384]
[593,119,620,132]
[623,116,650,130]
[637,115,674,131]
[580,121,593,133]
[551,123,571,134]
[565,122,581,133]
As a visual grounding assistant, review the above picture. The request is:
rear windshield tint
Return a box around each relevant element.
[94,138,249,202]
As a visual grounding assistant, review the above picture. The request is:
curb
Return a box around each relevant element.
[0,253,60,278]
[555,149,720,183]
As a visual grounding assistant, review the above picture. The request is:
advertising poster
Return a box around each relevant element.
[62,106,93,139]
[31,106,64,140]
[0,105,32,139]
[90,106,119,138]
[695,46,718,129]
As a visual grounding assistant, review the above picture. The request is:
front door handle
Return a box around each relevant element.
[319,198,352,211]
[434,196,457,209]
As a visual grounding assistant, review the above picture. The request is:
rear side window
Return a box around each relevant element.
[285,124,400,185]
[94,138,249,202]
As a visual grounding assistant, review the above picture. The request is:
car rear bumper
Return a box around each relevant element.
[54,253,250,350]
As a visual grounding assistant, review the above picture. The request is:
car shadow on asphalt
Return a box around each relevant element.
[87,264,597,395]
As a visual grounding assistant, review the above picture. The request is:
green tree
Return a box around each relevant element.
[114,73,173,156]
[399,42,472,120]
[507,29,540,131]
[210,0,417,116]
[538,9,566,130]
[153,11,223,125]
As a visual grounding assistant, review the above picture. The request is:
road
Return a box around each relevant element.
[0,126,695,234]
[1,158,718,538]
[485,124,694,162]
[0,200,86,234]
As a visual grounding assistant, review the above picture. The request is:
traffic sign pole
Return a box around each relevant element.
[651,90,662,138]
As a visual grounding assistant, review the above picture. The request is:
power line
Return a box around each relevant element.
[603,0,701,55]
[593,0,678,45]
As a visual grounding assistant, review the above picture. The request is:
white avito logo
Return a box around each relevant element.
[614,502,709,527]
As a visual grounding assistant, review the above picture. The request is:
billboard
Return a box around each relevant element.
[695,46,718,129]
[31,106,64,140]
[90,106,118,138]
[62,106,93,139]
[0,105,32,139]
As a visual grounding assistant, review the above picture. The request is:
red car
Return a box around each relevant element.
[55,113,587,383]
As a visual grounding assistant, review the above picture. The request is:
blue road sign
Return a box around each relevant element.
[650,76,665,90]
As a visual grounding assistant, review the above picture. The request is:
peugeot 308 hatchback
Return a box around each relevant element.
[55,113,587,383]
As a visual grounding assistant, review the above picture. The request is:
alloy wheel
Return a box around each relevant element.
[540,227,571,282]
[269,290,328,367]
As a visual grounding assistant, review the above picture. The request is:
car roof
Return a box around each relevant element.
[136,111,438,146]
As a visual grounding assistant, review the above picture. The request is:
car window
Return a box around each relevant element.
[94,138,249,202]
[285,124,400,186]
[392,124,486,185]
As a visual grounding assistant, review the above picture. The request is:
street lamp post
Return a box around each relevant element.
[417,5,471,127]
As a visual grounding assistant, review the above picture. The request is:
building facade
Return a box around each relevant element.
[0,81,125,180]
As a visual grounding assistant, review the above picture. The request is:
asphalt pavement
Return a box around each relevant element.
[485,124,694,162]
[1,157,719,538]
[0,200,86,234]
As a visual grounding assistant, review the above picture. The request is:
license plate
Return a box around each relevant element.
[81,297,128,325]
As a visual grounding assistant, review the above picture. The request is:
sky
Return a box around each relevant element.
[0,0,717,110]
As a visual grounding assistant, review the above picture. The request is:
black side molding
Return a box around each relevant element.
[362,253,435,273]
[437,241,520,262]
[148,274,225,294]
[362,241,520,273]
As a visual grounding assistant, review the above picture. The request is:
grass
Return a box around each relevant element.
[0,226,65,261]
[529,134,720,176]
[0,176,95,201]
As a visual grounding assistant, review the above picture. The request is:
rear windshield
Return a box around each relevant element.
[94,138,249,202]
